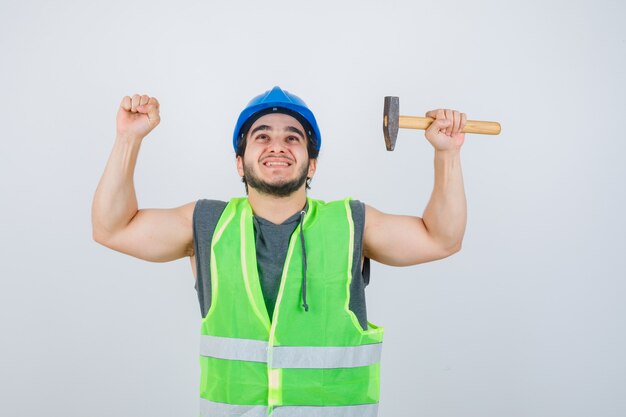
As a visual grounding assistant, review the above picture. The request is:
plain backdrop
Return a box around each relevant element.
[1,1,625,416]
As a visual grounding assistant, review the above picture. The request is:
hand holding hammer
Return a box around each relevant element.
[383,96,501,151]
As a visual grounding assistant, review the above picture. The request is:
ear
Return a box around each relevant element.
[307,158,317,178]
[236,155,244,177]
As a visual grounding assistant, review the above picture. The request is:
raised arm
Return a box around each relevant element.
[363,108,467,266]
[91,94,195,262]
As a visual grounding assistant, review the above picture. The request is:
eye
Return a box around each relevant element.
[255,134,269,141]
[287,136,300,142]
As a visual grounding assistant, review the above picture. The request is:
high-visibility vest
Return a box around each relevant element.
[198,197,384,417]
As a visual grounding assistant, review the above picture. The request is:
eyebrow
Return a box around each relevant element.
[249,125,305,140]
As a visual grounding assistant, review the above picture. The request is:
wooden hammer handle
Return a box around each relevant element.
[398,115,501,135]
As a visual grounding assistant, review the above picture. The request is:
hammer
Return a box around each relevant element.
[383,96,501,151]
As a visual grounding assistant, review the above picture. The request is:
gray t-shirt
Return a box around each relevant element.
[192,199,370,330]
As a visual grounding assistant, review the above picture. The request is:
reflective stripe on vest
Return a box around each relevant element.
[200,398,379,417]
[200,334,268,363]
[200,335,382,368]
[271,343,382,369]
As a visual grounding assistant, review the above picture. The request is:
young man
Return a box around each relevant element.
[92,86,467,417]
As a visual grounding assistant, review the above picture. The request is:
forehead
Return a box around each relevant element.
[248,113,305,133]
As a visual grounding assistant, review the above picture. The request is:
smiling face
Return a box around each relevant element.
[236,113,317,197]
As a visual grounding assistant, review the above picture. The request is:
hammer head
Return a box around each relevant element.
[383,96,399,151]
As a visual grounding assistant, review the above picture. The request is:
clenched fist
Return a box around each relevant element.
[116,94,161,140]
[424,109,467,152]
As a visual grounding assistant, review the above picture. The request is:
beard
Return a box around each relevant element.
[243,159,310,197]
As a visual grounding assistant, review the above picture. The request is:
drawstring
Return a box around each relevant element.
[299,209,309,312]
[252,205,309,314]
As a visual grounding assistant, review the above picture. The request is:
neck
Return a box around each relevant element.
[247,187,308,224]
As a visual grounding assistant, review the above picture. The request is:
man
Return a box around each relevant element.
[92,86,467,417]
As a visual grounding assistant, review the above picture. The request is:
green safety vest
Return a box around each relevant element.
[198,197,384,417]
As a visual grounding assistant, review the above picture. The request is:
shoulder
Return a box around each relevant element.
[192,199,228,219]
[349,199,365,215]
[309,198,364,220]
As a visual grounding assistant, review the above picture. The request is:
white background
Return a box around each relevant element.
[1,1,625,416]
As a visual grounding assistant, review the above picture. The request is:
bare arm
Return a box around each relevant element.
[363,108,467,266]
[91,94,195,262]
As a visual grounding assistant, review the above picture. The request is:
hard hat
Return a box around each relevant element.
[232,86,322,153]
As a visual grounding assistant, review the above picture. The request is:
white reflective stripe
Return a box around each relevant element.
[270,343,382,369]
[200,398,267,417]
[200,335,268,363]
[272,403,379,417]
[200,335,382,368]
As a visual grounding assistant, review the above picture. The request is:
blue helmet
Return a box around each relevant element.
[232,86,322,154]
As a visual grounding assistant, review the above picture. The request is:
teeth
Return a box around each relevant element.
[266,162,289,166]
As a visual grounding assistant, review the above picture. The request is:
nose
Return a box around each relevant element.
[267,137,287,153]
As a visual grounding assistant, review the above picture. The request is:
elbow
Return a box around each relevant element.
[92,228,103,244]
[451,245,462,255]
[439,238,462,257]
[448,240,463,255]
[92,227,112,246]
[92,232,107,247]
